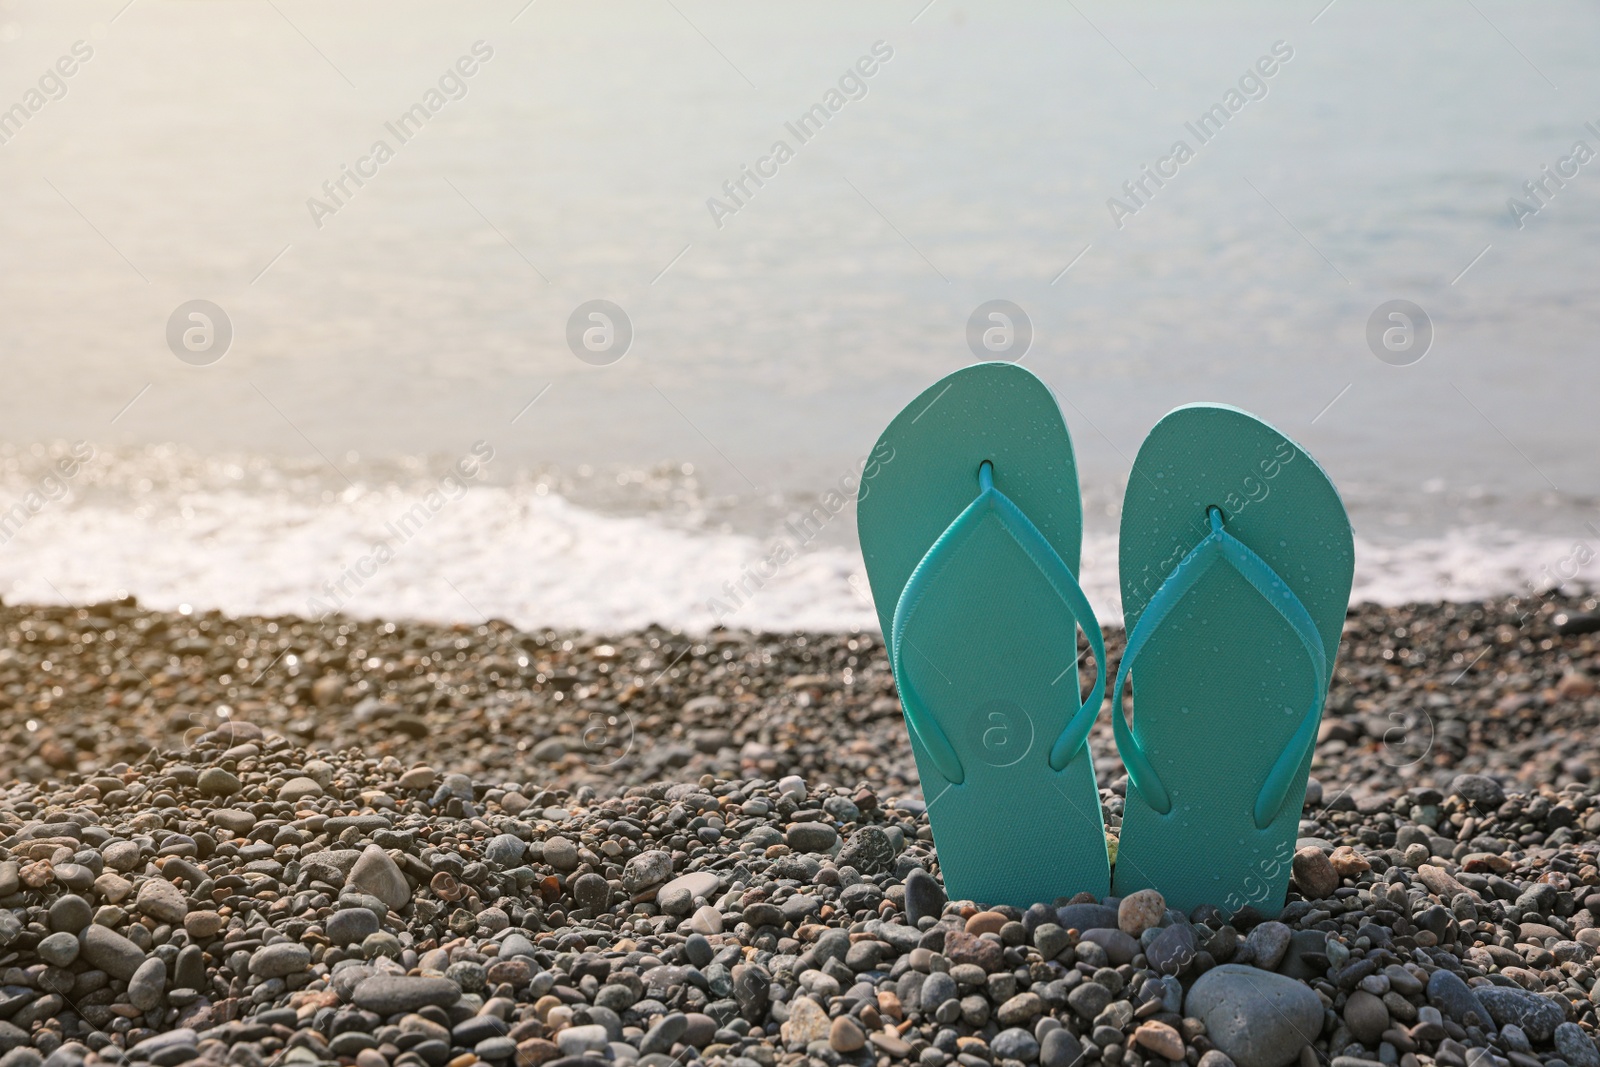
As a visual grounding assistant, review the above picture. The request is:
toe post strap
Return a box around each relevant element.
[890,461,1106,785]
[1112,507,1330,828]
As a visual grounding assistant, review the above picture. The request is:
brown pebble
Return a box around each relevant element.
[1118,889,1165,936]
[1328,846,1371,878]
[829,1016,865,1053]
[964,911,1006,935]
[1133,1021,1184,1061]
[1291,846,1339,899]
[184,910,224,940]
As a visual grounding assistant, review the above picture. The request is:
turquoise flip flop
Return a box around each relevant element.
[1110,404,1353,914]
[858,362,1110,908]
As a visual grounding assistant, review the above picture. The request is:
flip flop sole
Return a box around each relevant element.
[860,363,1109,906]
[1113,404,1352,914]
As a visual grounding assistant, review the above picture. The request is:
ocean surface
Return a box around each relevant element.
[0,1,1596,632]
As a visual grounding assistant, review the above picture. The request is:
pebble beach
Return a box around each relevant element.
[0,592,1599,1067]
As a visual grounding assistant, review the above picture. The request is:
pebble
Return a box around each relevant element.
[1041,1028,1085,1067]
[1425,970,1492,1030]
[352,975,462,1014]
[543,836,579,871]
[1291,846,1339,899]
[1555,1023,1600,1067]
[346,844,410,909]
[134,877,189,924]
[37,932,78,968]
[1134,1021,1185,1060]
[1343,989,1389,1045]
[196,766,240,796]
[828,1016,865,1053]
[1118,888,1166,936]
[782,997,830,1046]
[993,1027,1040,1061]
[786,822,838,853]
[78,923,145,980]
[1186,964,1323,1067]
[837,826,895,874]
[249,942,311,978]
[327,907,381,945]
[1451,773,1506,808]
[1474,985,1564,1043]
[278,775,324,801]
[1245,921,1292,970]
[127,956,166,1011]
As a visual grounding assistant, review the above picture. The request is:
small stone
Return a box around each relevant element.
[1246,921,1292,970]
[543,836,579,871]
[136,877,189,924]
[905,868,946,925]
[996,991,1042,1026]
[1147,922,1199,975]
[183,910,224,940]
[250,942,311,978]
[279,776,324,801]
[1041,1029,1085,1067]
[1475,985,1565,1043]
[1033,923,1072,961]
[78,923,146,980]
[485,834,525,867]
[328,907,381,945]
[1067,980,1111,1021]
[352,975,462,1014]
[573,873,610,912]
[1450,773,1505,808]
[782,996,830,1046]
[1343,990,1389,1045]
[640,1013,687,1056]
[623,850,673,892]
[1079,927,1139,965]
[993,1028,1040,1062]
[943,929,1004,972]
[1328,846,1370,878]
[555,1025,609,1057]
[347,844,410,909]
[1185,964,1323,1067]
[1119,889,1166,936]
[829,1016,865,1053]
[777,775,807,800]
[1199,1053,1237,1067]
[838,826,895,874]
[787,823,838,853]
[48,895,92,934]
[37,932,79,967]
[398,766,436,790]
[197,767,240,797]
[92,873,132,905]
[1425,969,1492,1030]
[1291,847,1338,899]
[656,871,718,906]
[128,956,166,1011]
[1555,1023,1600,1067]
[1134,1021,1185,1061]
[687,905,722,934]
[965,911,1007,935]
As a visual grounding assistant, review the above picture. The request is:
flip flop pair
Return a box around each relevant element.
[858,363,1354,913]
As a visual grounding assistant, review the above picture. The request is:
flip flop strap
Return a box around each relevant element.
[1112,507,1329,829]
[890,462,1107,785]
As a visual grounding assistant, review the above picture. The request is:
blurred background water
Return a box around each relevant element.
[0,0,1595,631]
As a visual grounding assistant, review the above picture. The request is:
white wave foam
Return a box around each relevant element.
[0,482,1587,632]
